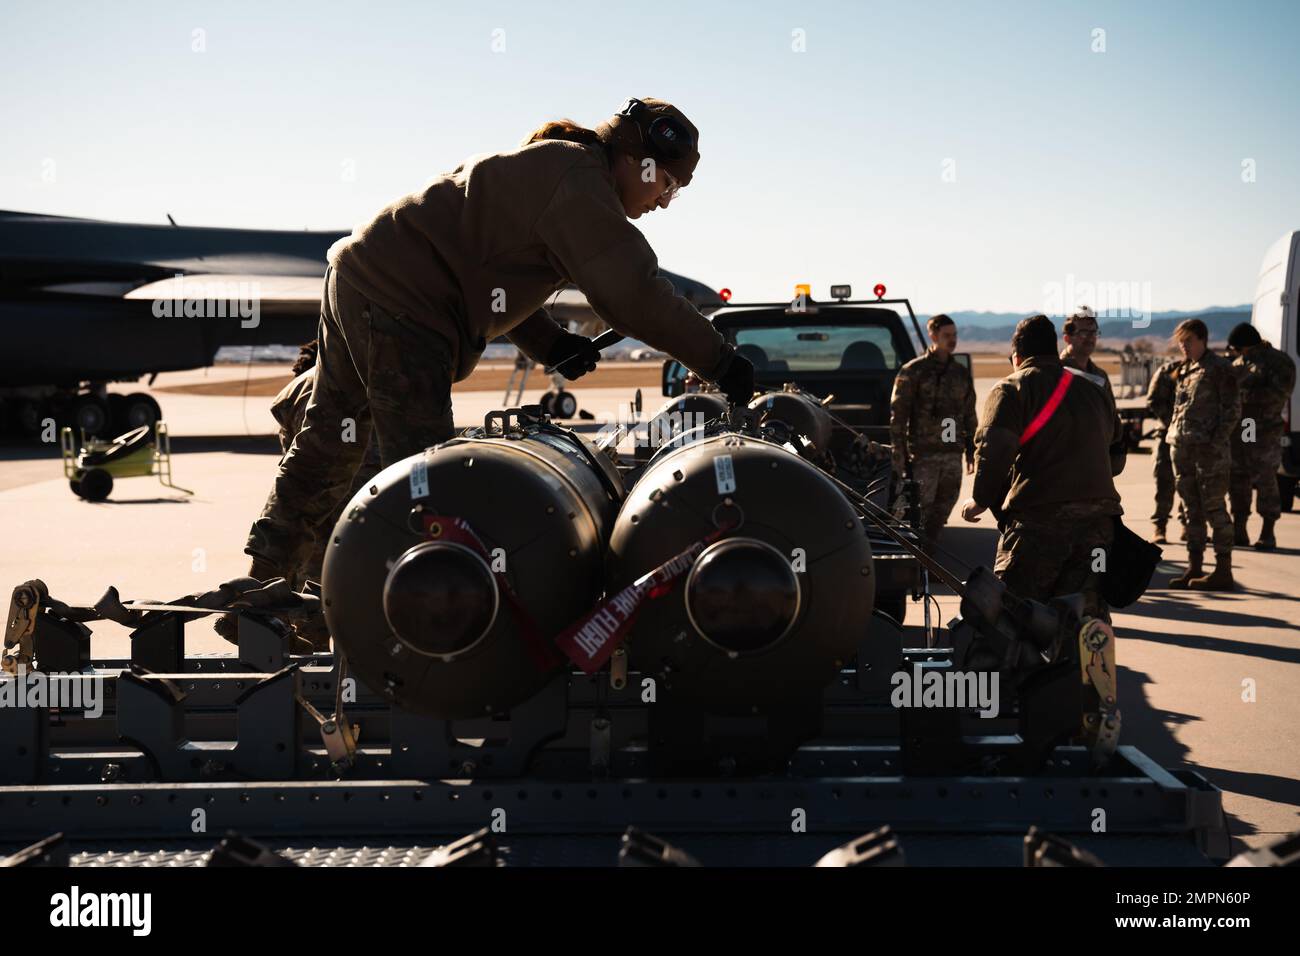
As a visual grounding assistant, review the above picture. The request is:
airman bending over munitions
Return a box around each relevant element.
[241,98,755,592]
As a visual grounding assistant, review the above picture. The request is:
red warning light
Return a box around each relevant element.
[719,288,732,302]
[873,283,887,299]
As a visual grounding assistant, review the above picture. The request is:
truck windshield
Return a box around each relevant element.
[734,325,901,373]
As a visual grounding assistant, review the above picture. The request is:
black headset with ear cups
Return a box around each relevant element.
[617,98,694,161]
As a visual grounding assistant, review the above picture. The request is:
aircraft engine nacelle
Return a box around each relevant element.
[322,411,625,719]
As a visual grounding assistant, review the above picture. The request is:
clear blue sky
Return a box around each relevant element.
[2,0,1296,314]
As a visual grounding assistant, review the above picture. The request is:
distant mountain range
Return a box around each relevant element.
[926,307,1251,344]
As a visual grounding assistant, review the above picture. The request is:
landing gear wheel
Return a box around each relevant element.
[15,399,47,438]
[117,392,161,431]
[77,468,113,502]
[67,394,109,437]
[552,390,578,419]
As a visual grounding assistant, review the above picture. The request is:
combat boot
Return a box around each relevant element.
[1233,514,1250,547]
[1255,518,1277,551]
[1168,551,1202,589]
[1152,521,1168,544]
[1189,553,1235,591]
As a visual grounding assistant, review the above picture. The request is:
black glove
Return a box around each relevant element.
[714,350,755,406]
[546,332,601,380]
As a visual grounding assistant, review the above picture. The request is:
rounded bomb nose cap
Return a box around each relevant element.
[685,538,801,654]
[382,541,499,657]
[595,97,700,187]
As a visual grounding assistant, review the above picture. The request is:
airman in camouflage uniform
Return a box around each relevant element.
[1228,323,1296,550]
[216,340,388,652]
[245,266,458,583]
[889,314,978,553]
[1167,320,1241,590]
[268,361,382,592]
[1061,307,1128,476]
[962,315,1122,623]
[1144,358,1185,544]
[244,101,750,588]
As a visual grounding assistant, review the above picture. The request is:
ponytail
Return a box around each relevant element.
[521,118,604,149]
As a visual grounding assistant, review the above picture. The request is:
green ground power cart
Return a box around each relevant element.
[61,422,192,501]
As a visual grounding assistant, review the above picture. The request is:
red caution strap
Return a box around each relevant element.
[554,526,732,674]
[421,514,732,675]
[1019,369,1074,446]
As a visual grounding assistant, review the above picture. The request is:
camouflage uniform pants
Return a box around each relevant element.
[1229,426,1284,521]
[1152,438,1177,524]
[1171,441,1233,556]
[246,266,457,574]
[994,512,1114,622]
[279,424,381,590]
[911,453,964,551]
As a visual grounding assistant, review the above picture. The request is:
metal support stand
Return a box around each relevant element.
[130,613,184,673]
[116,665,303,781]
[32,615,91,674]
[0,691,44,784]
[237,614,289,672]
[388,674,570,778]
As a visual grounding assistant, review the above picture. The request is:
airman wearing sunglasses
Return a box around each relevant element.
[1062,307,1127,476]
[239,97,754,601]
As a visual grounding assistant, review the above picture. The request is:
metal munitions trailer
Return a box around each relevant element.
[0,611,1228,867]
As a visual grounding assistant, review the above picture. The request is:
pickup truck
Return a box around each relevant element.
[662,286,936,441]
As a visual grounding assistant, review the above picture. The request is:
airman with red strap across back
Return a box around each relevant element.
[961,314,1123,621]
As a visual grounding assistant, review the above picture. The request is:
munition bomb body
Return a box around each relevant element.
[322,419,624,719]
[606,429,874,713]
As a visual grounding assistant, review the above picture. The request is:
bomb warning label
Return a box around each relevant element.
[713,454,736,494]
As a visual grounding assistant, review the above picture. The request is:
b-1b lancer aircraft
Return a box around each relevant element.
[0,209,720,438]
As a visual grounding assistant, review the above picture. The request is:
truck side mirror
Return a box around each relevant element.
[954,353,972,374]
[662,359,686,397]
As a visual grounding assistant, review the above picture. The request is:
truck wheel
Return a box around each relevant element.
[1280,476,1296,513]
[78,468,113,502]
[116,393,161,431]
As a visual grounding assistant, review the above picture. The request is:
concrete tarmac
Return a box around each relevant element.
[2,364,1297,854]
